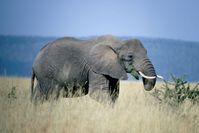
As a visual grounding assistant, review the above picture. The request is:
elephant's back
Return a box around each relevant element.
[36,37,86,58]
[33,37,90,82]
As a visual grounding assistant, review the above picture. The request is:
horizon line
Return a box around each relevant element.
[0,34,198,43]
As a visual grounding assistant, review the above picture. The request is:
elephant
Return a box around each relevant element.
[31,35,157,104]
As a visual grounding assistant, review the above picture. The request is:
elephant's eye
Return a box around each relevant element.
[128,53,134,58]
[125,54,133,61]
[128,55,133,59]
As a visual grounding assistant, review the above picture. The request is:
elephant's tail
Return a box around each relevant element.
[31,70,35,99]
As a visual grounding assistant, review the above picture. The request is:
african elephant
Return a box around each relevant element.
[31,35,157,103]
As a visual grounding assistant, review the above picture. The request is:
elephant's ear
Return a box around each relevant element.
[88,44,127,80]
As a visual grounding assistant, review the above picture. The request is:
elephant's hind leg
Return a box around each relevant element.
[39,78,60,100]
[32,78,52,102]
[31,83,45,104]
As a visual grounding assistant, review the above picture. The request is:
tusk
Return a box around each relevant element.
[138,71,156,79]
[138,71,164,79]
[157,75,164,79]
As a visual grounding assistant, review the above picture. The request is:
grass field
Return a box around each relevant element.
[0,77,198,133]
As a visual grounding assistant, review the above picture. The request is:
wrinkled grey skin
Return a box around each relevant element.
[31,35,156,103]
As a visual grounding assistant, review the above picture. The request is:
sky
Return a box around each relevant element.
[0,0,199,41]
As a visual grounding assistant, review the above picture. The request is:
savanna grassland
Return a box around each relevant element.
[0,77,198,133]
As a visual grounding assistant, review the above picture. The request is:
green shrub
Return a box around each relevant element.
[8,86,17,100]
[151,75,199,107]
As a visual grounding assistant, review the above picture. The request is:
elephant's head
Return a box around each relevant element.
[116,39,156,91]
[88,38,156,91]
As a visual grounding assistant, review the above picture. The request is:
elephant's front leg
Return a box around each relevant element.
[89,71,113,104]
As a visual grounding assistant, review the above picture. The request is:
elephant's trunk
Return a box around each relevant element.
[139,58,156,91]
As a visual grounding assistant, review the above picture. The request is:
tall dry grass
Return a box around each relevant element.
[0,77,198,133]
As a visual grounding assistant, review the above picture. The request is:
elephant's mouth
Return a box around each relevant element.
[130,69,159,79]
[129,68,158,80]
[124,61,163,80]
[124,63,140,80]
[127,65,163,91]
